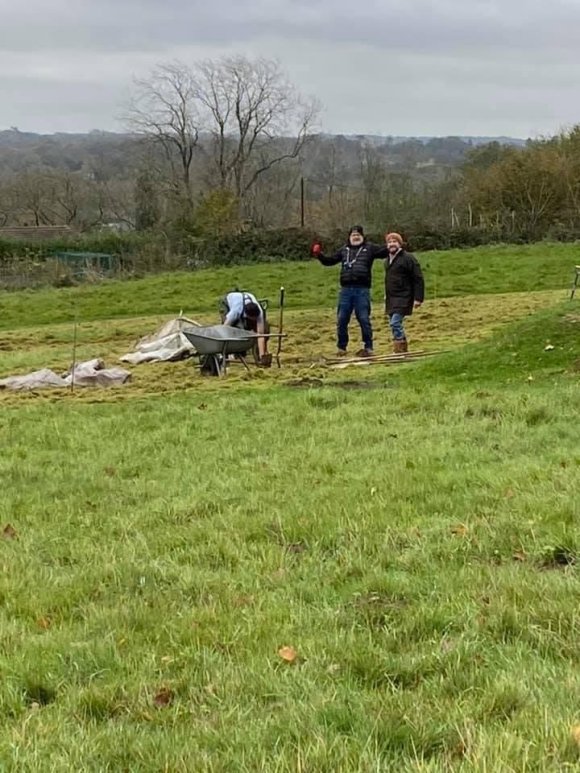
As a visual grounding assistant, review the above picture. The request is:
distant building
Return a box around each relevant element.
[98,221,134,234]
[0,225,75,241]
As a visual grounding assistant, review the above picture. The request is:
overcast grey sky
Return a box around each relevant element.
[1,0,579,138]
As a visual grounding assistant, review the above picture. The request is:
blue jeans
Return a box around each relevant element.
[389,312,406,341]
[337,287,372,351]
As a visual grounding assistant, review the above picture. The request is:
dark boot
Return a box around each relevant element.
[355,348,373,358]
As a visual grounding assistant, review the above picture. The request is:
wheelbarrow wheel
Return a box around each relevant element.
[199,354,223,376]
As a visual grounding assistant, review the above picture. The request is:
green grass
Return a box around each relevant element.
[1,361,579,769]
[405,302,580,385]
[0,242,577,330]
[0,248,579,770]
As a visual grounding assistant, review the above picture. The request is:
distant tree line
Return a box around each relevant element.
[1,54,580,268]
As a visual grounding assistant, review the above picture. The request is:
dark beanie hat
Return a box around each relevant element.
[348,224,364,237]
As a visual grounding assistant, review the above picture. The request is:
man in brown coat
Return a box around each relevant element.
[384,232,425,353]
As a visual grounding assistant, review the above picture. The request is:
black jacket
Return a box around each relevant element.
[384,249,425,315]
[316,241,388,288]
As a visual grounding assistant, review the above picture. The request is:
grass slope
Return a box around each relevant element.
[0,291,567,399]
[0,250,578,770]
[405,304,580,386]
[0,328,579,769]
[0,242,577,330]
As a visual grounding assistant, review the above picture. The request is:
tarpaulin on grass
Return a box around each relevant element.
[119,316,201,364]
[0,359,131,391]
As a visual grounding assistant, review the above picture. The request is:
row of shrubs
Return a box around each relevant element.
[0,223,579,278]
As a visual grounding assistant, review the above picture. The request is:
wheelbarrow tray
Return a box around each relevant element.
[182,325,260,355]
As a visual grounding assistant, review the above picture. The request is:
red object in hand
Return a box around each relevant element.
[311,242,322,256]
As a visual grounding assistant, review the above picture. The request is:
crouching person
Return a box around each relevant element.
[221,290,272,367]
[384,233,424,353]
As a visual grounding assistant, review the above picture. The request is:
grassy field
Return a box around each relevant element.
[0,244,579,770]
[0,241,578,330]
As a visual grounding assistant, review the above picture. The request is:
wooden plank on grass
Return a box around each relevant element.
[327,353,442,369]
[323,350,442,366]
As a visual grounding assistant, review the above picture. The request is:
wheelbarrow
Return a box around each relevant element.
[182,325,285,376]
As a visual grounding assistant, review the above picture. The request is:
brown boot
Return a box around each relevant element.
[393,340,408,354]
[336,349,348,358]
[355,348,373,358]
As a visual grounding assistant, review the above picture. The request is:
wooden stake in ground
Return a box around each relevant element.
[275,286,285,368]
[70,310,78,393]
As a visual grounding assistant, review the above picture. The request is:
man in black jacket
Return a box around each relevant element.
[311,225,388,357]
[384,232,425,353]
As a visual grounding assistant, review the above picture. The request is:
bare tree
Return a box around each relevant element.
[0,181,18,226]
[0,169,132,230]
[11,171,54,226]
[307,138,343,207]
[42,171,81,224]
[359,144,388,225]
[244,160,303,227]
[126,56,319,214]
[127,62,200,202]
[195,56,318,199]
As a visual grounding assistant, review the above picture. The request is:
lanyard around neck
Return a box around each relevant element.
[345,246,363,268]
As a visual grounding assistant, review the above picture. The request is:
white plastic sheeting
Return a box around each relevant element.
[119,316,201,364]
[0,359,131,391]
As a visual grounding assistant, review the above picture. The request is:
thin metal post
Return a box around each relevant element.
[70,311,78,393]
